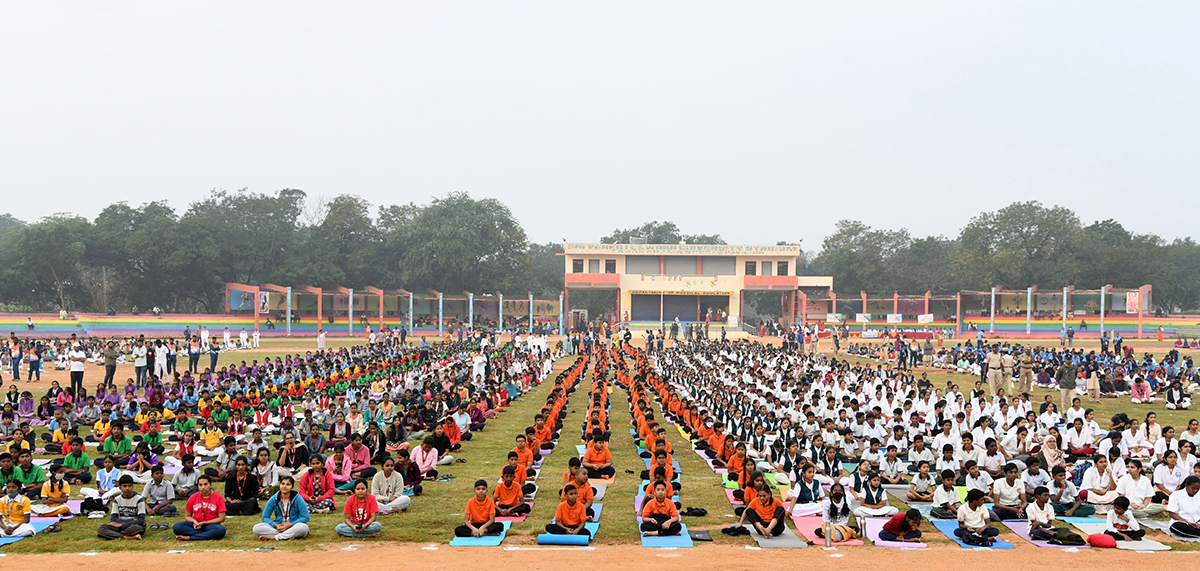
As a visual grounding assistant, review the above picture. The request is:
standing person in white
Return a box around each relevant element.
[223,327,232,349]
[239,328,249,348]
[68,343,87,396]
[252,329,260,348]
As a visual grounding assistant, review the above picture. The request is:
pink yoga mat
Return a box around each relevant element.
[863,517,926,548]
[792,515,864,546]
[725,488,743,506]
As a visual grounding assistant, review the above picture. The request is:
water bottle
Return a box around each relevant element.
[824,522,832,547]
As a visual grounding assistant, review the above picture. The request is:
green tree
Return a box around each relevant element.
[813,220,910,294]
[600,221,726,245]
[956,201,1082,289]
[394,192,530,293]
[13,215,94,310]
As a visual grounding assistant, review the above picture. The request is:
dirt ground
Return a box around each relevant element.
[4,542,1199,570]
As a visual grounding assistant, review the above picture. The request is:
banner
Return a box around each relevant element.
[855,313,872,324]
[229,288,255,311]
[257,292,270,314]
[861,330,880,338]
[917,313,934,324]
[825,313,842,323]
[1125,291,1140,314]
[532,300,560,317]
[886,314,902,324]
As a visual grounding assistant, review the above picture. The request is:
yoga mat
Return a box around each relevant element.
[448,521,511,547]
[1070,521,1171,550]
[31,459,52,466]
[540,449,553,455]
[792,515,863,546]
[494,513,528,523]
[1056,516,1105,524]
[1140,519,1200,542]
[0,521,54,547]
[725,488,743,505]
[747,525,809,548]
[592,483,607,501]
[537,532,590,546]
[641,523,694,548]
[590,476,615,485]
[863,517,926,548]
[65,499,107,514]
[721,473,738,489]
[575,444,586,455]
[1002,521,1089,548]
[162,465,182,475]
[931,519,1014,549]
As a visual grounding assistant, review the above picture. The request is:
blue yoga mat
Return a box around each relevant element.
[540,521,600,544]
[449,521,512,547]
[1056,516,1104,524]
[641,523,694,548]
[931,520,1014,549]
[0,521,54,547]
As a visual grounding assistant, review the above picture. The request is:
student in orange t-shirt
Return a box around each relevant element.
[454,480,504,537]
[561,466,595,519]
[533,415,555,449]
[641,450,680,493]
[738,485,786,537]
[494,466,531,517]
[545,484,589,535]
[640,480,681,536]
[512,435,537,479]
[581,435,615,479]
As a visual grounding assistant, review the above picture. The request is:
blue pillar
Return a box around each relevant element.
[558,292,564,336]
[408,293,413,334]
[989,287,996,333]
[499,294,504,336]
[438,292,444,336]
[348,288,354,336]
[529,293,534,334]
[1026,287,1032,334]
[468,293,474,331]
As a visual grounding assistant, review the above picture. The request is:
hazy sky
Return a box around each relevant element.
[2,2,1197,250]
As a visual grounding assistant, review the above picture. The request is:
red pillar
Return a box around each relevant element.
[956,293,962,337]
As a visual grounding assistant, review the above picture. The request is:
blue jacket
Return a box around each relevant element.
[261,491,310,525]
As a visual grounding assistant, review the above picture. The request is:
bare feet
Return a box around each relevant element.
[176,535,189,541]
[364,533,380,538]
[127,534,142,540]
[259,535,273,541]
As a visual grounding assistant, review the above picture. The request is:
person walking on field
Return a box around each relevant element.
[985,346,1003,397]
[1056,360,1079,412]
[1000,349,1015,395]
[1018,348,1035,395]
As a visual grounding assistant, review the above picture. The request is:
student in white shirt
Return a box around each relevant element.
[1105,496,1145,541]
[991,463,1026,521]
[1167,476,1200,538]
[1026,486,1059,541]
[954,489,999,545]
[1116,459,1162,519]
[1049,465,1093,517]
[1079,454,1119,506]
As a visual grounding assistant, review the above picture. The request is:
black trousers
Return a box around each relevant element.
[746,506,786,536]
[640,513,681,536]
[455,522,504,536]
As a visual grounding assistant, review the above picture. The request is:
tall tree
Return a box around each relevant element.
[956,201,1081,289]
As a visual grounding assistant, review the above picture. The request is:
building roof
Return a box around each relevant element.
[563,243,803,257]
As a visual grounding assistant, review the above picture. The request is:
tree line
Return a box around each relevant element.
[0,193,1195,315]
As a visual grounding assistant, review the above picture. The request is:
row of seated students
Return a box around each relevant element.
[627,353,684,537]
[454,356,584,538]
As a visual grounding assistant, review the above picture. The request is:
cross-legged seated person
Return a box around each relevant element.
[455,480,504,537]
[639,480,681,536]
[581,434,615,479]
[545,484,589,535]
[739,485,786,537]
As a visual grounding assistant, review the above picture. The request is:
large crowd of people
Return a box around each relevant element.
[1,329,560,542]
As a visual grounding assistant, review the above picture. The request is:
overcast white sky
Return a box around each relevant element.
[1,2,1196,249]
